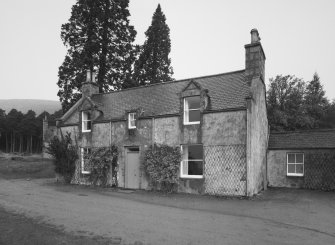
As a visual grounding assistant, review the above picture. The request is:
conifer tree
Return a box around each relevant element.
[58,0,137,112]
[133,4,173,85]
[304,72,329,126]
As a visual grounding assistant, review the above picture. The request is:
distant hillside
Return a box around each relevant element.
[0,99,61,116]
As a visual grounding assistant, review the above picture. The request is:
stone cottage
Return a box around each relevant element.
[44,29,268,197]
[267,129,335,190]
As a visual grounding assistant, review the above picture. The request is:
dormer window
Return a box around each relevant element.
[184,96,200,125]
[82,111,92,132]
[128,112,136,129]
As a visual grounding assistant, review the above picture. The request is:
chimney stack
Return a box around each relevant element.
[245,28,266,84]
[82,69,99,97]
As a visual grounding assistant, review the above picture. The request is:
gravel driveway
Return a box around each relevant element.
[0,178,335,245]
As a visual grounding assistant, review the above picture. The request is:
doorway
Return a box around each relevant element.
[125,147,140,189]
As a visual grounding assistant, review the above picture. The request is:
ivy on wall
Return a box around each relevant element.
[86,146,118,187]
[143,144,181,192]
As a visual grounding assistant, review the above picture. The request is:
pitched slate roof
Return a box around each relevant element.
[91,70,248,120]
[268,129,335,149]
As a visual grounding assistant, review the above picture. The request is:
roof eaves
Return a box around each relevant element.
[60,97,84,122]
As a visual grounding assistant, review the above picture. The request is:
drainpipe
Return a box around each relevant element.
[151,117,155,146]
[246,96,252,197]
[109,121,112,147]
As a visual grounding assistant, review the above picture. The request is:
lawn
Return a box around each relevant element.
[0,154,55,179]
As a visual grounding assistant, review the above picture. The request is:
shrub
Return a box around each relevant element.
[46,132,78,183]
[87,146,118,186]
[143,144,181,192]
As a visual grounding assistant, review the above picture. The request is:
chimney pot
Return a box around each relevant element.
[92,71,96,83]
[250,29,260,43]
[86,69,91,83]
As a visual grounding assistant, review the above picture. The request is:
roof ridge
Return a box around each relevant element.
[270,128,335,134]
[92,69,245,97]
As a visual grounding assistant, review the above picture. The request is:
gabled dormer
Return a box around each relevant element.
[58,70,102,130]
[79,97,103,133]
[180,80,209,125]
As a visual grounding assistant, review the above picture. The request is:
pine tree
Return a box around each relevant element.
[304,72,329,127]
[133,4,173,85]
[58,0,137,112]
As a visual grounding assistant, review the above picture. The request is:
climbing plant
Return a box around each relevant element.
[87,146,118,186]
[143,144,181,192]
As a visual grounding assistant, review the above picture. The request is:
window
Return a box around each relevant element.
[81,148,91,174]
[181,144,203,178]
[128,112,136,129]
[82,111,92,132]
[184,96,200,125]
[287,153,304,176]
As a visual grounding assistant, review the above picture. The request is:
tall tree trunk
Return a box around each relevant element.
[97,0,110,92]
[30,135,33,154]
[5,133,8,153]
[19,135,22,153]
[11,132,13,153]
[13,132,15,152]
[26,135,29,153]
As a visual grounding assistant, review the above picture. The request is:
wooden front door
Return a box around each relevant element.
[125,147,140,189]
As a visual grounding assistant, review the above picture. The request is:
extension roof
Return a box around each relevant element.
[90,70,248,121]
[268,129,335,149]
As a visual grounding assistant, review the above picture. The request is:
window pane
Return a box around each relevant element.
[296,164,304,174]
[296,154,304,163]
[186,97,200,109]
[87,121,92,130]
[188,160,203,175]
[287,154,295,163]
[287,164,295,173]
[188,145,203,160]
[130,120,135,127]
[86,112,91,120]
[189,110,200,122]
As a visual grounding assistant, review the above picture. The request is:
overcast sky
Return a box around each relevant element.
[0,0,334,101]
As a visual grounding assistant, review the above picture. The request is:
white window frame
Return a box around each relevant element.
[82,111,92,132]
[128,112,136,129]
[183,96,200,125]
[180,144,203,179]
[81,147,91,174]
[287,153,304,177]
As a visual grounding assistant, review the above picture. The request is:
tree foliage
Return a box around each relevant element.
[267,73,333,131]
[58,0,137,112]
[304,73,329,124]
[46,132,78,183]
[133,4,174,85]
[0,109,62,153]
